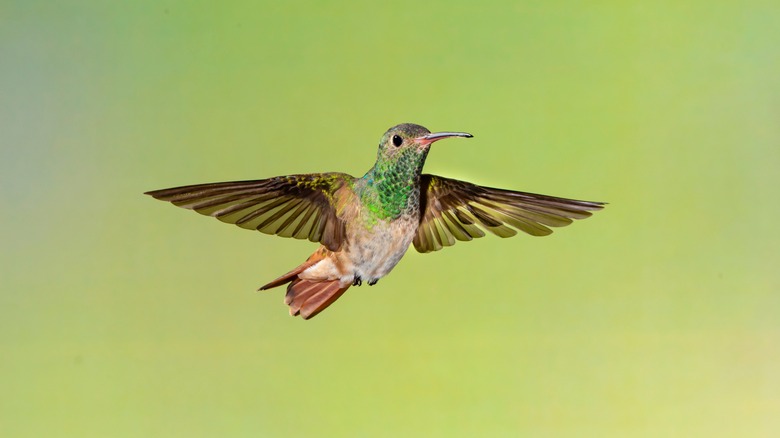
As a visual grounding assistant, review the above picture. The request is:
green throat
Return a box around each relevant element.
[361,147,428,221]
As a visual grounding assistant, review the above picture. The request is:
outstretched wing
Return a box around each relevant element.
[145,173,354,251]
[413,174,605,253]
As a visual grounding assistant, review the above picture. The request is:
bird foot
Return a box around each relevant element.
[352,276,378,286]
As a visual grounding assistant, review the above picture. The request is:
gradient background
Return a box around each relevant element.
[2,1,779,436]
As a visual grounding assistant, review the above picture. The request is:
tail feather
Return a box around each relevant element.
[258,249,326,291]
[284,279,321,306]
[286,279,350,319]
[258,260,316,290]
[257,248,350,319]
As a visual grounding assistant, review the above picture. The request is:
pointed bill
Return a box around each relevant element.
[415,131,473,146]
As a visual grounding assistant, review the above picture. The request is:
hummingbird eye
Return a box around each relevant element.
[392,135,403,147]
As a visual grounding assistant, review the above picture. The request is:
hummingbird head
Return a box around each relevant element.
[372,123,472,182]
[376,123,472,162]
[363,124,472,218]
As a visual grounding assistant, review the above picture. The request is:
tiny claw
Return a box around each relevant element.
[368,279,378,286]
[352,276,362,286]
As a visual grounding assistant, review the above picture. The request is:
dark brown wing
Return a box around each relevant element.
[413,174,605,253]
[145,173,354,251]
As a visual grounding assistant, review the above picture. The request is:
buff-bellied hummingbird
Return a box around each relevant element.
[145,123,605,319]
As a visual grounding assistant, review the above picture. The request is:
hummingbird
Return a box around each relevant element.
[146,123,604,319]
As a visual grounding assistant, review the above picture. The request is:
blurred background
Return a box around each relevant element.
[2,1,778,436]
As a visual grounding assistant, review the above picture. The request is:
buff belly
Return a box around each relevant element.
[300,216,417,284]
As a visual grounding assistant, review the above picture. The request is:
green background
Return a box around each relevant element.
[2,1,778,436]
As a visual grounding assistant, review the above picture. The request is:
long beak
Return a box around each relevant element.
[415,131,473,146]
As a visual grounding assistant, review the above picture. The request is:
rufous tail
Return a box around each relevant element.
[283,278,350,319]
[258,250,350,319]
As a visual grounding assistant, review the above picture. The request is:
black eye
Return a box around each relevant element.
[392,135,403,147]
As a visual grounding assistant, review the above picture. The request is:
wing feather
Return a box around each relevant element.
[413,175,605,253]
[145,173,354,251]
